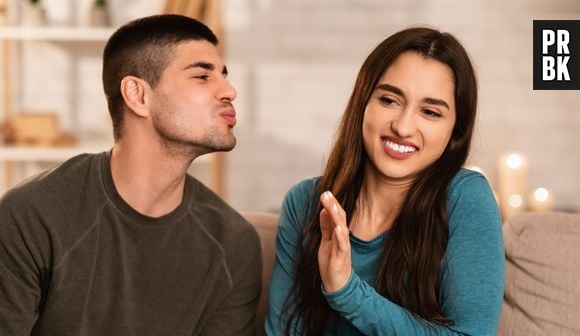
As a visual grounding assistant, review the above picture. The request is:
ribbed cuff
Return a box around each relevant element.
[322,271,365,314]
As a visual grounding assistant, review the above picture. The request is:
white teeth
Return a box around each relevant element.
[384,139,416,153]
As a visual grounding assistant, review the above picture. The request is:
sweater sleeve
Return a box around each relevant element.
[323,172,505,335]
[201,220,263,336]
[0,190,49,336]
[265,179,317,336]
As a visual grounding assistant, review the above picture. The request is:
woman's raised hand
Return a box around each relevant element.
[318,191,352,293]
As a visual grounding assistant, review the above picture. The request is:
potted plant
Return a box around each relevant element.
[89,0,110,27]
[21,0,46,26]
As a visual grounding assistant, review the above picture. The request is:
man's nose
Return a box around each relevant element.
[218,78,237,102]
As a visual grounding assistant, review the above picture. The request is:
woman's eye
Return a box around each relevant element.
[423,109,441,117]
[194,75,209,80]
[379,97,397,106]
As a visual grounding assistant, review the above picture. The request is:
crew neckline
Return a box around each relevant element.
[349,231,387,248]
[98,151,192,227]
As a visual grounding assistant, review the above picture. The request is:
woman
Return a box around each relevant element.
[265,27,504,335]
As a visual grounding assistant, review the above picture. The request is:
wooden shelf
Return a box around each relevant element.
[0,24,222,195]
[0,26,114,41]
[0,139,113,161]
[0,141,213,163]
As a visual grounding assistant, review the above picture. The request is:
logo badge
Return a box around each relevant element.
[533,20,580,90]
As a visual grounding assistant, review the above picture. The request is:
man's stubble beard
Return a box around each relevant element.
[151,96,237,157]
[153,118,236,157]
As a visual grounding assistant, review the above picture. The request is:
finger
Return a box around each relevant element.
[320,191,347,230]
[319,208,333,241]
[333,225,350,253]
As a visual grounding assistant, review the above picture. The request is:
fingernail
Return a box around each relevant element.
[336,225,342,234]
[323,192,330,200]
[332,203,338,213]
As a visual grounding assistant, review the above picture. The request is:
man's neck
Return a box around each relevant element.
[109,140,195,218]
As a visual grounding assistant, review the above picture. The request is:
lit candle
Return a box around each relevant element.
[508,194,523,208]
[0,1,7,25]
[498,152,528,221]
[529,187,553,212]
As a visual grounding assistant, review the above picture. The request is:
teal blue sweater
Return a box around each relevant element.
[266,169,504,335]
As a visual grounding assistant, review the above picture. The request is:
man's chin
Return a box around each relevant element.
[215,143,236,152]
[206,136,236,153]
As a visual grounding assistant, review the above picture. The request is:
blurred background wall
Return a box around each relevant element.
[225,0,580,214]
[0,0,579,215]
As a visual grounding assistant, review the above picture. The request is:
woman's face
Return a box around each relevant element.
[362,52,456,184]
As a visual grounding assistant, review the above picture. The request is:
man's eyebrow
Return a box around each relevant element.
[375,83,450,110]
[183,62,215,71]
[183,62,228,76]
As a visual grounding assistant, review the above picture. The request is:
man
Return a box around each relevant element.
[0,14,262,335]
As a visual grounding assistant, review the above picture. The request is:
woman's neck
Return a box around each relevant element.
[349,164,412,240]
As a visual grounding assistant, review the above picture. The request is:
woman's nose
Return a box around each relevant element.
[391,109,417,137]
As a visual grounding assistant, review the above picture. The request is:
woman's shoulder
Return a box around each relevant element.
[279,177,321,230]
[447,168,501,232]
[284,177,321,205]
[449,168,493,198]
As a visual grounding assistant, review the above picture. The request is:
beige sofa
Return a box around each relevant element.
[243,211,580,336]
[242,212,278,336]
[498,211,580,335]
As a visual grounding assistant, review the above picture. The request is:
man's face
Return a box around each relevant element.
[149,40,238,154]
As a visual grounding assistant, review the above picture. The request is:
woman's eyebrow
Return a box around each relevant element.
[423,97,449,110]
[376,83,450,109]
[375,83,404,96]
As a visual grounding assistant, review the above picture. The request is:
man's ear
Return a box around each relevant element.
[120,76,151,118]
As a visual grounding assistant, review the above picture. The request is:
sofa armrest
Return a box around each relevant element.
[242,211,279,336]
[498,211,580,335]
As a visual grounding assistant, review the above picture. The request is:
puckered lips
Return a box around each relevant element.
[381,135,418,160]
[219,108,237,127]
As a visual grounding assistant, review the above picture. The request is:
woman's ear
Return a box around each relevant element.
[120,76,151,118]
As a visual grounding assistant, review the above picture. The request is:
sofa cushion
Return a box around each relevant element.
[242,211,279,336]
[498,211,580,335]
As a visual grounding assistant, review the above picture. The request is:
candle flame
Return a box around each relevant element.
[508,194,523,208]
[534,188,549,202]
[506,154,523,169]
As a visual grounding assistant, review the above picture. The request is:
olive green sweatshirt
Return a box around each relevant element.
[0,152,262,336]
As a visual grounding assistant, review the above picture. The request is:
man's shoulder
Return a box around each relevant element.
[0,153,106,263]
[1,152,102,206]
[185,176,259,250]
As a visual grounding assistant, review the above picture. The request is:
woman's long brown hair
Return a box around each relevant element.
[283,27,478,335]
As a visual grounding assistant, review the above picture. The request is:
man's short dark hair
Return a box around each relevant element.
[102,14,218,140]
